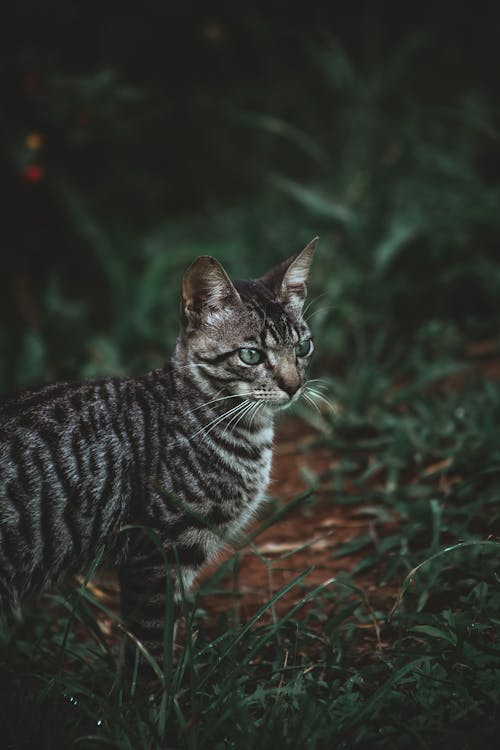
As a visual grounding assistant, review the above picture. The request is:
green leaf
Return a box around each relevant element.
[333,535,373,559]
[270,174,357,226]
[232,111,329,165]
[373,217,423,272]
[409,625,458,646]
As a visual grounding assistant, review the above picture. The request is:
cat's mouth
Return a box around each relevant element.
[250,386,304,410]
[277,389,303,410]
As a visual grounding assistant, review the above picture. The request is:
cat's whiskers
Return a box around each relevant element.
[247,402,258,430]
[187,393,242,415]
[304,306,334,324]
[308,387,334,405]
[307,378,329,389]
[302,292,328,318]
[221,399,250,434]
[245,400,266,431]
[304,386,338,415]
[305,386,329,396]
[249,401,265,430]
[303,391,321,415]
[305,380,331,401]
[190,400,250,442]
[223,399,255,437]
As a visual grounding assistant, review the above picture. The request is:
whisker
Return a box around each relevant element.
[306,388,338,414]
[306,379,329,391]
[246,401,261,431]
[190,400,248,441]
[304,306,335,324]
[249,401,265,430]
[307,388,334,403]
[303,392,321,415]
[198,405,249,446]
[247,402,258,430]
[187,393,243,414]
[225,400,255,436]
[302,292,328,317]
[222,399,252,435]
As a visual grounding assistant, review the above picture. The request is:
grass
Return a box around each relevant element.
[1,39,500,749]
[1,369,499,749]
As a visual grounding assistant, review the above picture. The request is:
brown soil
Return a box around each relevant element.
[190,416,400,658]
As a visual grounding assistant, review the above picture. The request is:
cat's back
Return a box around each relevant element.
[0,368,176,477]
[1,377,120,430]
[0,375,151,604]
[0,373,161,439]
[0,380,92,472]
[0,374,152,504]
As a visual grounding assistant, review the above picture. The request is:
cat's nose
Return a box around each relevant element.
[277,377,301,398]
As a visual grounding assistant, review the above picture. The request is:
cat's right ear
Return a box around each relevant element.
[181,256,242,328]
[260,237,318,315]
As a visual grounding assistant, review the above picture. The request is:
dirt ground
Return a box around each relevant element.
[192,415,397,653]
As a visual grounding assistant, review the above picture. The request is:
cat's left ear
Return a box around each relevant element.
[260,237,318,315]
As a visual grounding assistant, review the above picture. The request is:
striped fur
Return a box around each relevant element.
[0,239,317,683]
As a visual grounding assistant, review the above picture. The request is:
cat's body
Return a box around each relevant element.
[0,368,271,601]
[0,239,317,681]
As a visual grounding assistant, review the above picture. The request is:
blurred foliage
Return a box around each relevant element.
[1,31,500,388]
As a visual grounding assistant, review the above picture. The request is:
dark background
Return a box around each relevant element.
[1,0,500,389]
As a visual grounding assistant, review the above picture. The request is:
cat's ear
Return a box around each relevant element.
[260,237,318,314]
[181,255,241,327]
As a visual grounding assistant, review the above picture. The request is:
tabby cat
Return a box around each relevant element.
[0,238,317,685]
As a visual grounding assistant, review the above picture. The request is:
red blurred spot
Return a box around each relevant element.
[23,164,45,183]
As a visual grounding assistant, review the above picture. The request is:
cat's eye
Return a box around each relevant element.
[295,339,313,358]
[239,347,264,365]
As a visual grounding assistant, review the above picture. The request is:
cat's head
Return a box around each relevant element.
[176,238,317,411]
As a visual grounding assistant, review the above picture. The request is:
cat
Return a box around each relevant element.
[0,238,318,687]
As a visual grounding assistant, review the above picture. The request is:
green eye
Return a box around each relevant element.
[239,347,264,365]
[295,339,312,358]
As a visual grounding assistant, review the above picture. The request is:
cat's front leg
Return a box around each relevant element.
[119,548,182,694]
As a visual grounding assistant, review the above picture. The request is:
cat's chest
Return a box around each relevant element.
[166,422,274,518]
[215,434,273,506]
[207,440,273,555]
